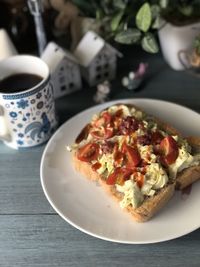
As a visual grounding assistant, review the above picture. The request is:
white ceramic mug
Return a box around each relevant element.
[0,55,58,149]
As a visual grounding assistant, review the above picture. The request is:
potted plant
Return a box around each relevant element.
[158,0,200,70]
[71,0,200,70]
[71,0,161,53]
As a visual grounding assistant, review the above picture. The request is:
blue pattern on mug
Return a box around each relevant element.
[25,113,50,140]
[1,81,57,149]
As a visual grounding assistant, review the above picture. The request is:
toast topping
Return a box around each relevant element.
[116,180,144,208]
[71,104,200,209]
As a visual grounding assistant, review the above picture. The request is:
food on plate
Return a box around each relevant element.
[68,103,200,222]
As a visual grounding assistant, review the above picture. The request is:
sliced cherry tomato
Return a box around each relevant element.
[93,117,105,128]
[91,127,114,139]
[106,167,132,185]
[122,143,141,167]
[90,130,104,139]
[104,127,114,138]
[114,148,124,166]
[106,170,118,185]
[77,143,99,162]
[93,112,112,128]
[159,136,179,165]
[102,111,112,125]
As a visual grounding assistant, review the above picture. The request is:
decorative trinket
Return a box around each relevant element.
[93,81,111,104]
[42,42,82,99]
[122,63,148,91]
[74,31,122,87]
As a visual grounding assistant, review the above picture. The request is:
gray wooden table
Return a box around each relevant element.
[1,49,200,267]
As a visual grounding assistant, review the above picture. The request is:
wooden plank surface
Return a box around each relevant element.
[0,215,200,267]
[0,145,54,214]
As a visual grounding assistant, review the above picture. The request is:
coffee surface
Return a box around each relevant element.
[0,73,43,93]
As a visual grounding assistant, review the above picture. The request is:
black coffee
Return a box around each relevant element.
[0,73,43,93]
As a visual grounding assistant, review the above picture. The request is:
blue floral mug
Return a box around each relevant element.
[0,55,57,149]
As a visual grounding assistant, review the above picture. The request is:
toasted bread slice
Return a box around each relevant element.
[71,103,200,222]
[73,154,175,222]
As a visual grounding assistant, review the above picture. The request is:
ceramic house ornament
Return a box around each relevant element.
[41,42,82,99]
[74,31,122,87]
[0,29,18,61]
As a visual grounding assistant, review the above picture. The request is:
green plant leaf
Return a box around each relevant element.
[113,0,127,10]
[111,10,124,32]
[159,0,168,9]
[114,29,141,44]
[179,5,193,16]
[136,3,152,32]
[141,33,159,53]
[151,4,160,20]
[96,8,104,20]
[152,16,161,29]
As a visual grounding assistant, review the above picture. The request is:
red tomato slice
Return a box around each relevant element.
[90,130,104,139]
[106,167,132,185]
[77,143,99,162]
[102,111,112,125]
[104,127,114,138]
[91,127,113,139]
[123,144,141,167]
[159,136,179,165]
[94,117,105,128]
[94,112,112,128]
[106,170,118,185]
[114,150,124,166]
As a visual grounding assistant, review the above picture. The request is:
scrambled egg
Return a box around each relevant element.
[107,104,144,119]
[97,153,114,175]
[116,163,168,208]
[116,180,144,209]
[137,145,157,164]
[140,163,168,199]
[168,145,198,179]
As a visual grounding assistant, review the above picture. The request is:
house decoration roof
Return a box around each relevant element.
[41,42,79,72]
[73,31,123,67]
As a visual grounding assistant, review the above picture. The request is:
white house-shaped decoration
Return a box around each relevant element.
[42,42,82,98]
[74,31,122,87]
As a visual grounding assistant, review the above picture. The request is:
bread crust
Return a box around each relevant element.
[175,136,200,190]
[176,165,200,190]
[73,153,175,222]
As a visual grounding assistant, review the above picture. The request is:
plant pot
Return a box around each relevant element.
[158,20,200,70]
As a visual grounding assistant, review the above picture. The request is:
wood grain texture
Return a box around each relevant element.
[0,215,200,267]
[0,145,54,214]
[1,48,200,267]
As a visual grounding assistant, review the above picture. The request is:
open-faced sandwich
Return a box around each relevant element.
[68,103,200,222]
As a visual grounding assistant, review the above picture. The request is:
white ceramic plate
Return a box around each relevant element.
[40,98,200,244]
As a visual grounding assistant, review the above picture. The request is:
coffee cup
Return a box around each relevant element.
[0,55,58,149]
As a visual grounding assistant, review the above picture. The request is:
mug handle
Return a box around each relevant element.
[0,105,11,142]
